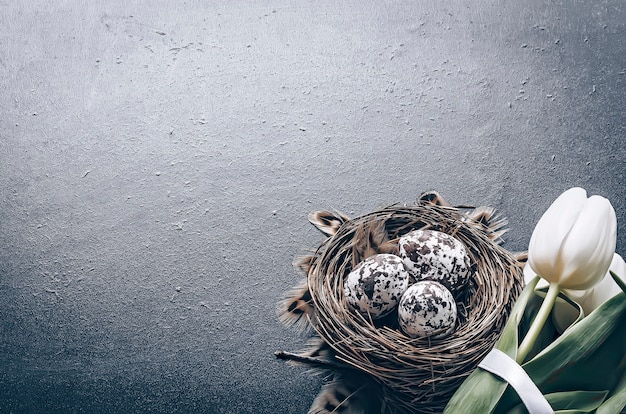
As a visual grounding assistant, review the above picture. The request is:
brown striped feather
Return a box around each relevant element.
[308,210,351,237]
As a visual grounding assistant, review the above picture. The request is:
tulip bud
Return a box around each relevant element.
[528,187,617,290]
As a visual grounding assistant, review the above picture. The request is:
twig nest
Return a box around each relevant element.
[344,254,410,319]
[398,281,457,338]
[398,229,471,294]
[278,200,525,414]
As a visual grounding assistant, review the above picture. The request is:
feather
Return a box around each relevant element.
[309,210,351,237]
[514,251,528,269]
[276,339,383,413]
[464,206,508,244]
[308,372,383,414]
[277,279,315,331]
[515,251,528,263]
[275,338,342,373]
[294,253,316,276]
[351,220,398,268]
[418,190,449,206]
[277,253,317,330]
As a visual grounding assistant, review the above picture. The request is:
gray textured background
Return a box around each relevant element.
[1,1,624,413]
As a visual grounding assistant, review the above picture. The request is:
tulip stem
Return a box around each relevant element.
[516,282,560,364]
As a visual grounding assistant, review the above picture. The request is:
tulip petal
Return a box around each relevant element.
[558,195,617,289]
[528,187,587,283]
[545,187,588,242]
[523,264,549,289]
[582,254,626,314]
[523,263,593,308]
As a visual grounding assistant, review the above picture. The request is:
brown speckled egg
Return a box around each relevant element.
[398,281,457,338]
[343,254,410,319]
[398,229,471,294]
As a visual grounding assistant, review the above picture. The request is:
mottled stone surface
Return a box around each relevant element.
[1,1,624,413]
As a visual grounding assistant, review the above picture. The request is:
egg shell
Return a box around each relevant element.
[398,229,471,294]
[343,254,410,319]
[398,281,457,338]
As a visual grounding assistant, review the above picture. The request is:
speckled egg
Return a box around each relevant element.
[398,281,457,338]
[398,229,471,294]
[343,254,410,319]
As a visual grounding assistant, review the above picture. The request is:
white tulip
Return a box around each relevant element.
[518,187,617,362]
[528,187,617,290]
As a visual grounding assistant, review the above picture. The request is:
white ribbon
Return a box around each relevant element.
[478,348,554,414]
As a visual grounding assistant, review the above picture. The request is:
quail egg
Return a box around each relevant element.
[398,229,471,294]
[398,281,457,338]
[344,254,410,319]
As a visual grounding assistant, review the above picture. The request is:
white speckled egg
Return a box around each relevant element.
[398,281,457,338]
[398,229,471,294]
[344,254,410,319]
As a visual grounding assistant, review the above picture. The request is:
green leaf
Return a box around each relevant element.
[494,292,626,413]
[610,270,626,295]
[498,276,542,358]
[547,390,608,411]
[522,292,626,393]
[507,390,608,414]
[555,291,585,332]
[554,411,598,414]
[596,366,626,414]
[443,278,540,414]
[445,284,626,414]
[554,411,601,414]
[443,368,510,414]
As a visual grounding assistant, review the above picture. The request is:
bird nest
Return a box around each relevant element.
[277,192,525,414]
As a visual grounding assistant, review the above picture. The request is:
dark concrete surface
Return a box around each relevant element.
[0,1,624,413]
